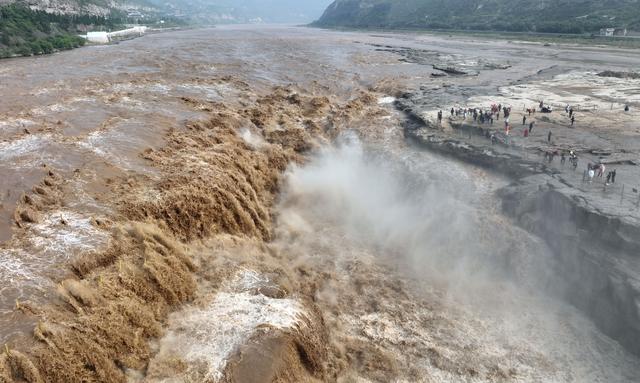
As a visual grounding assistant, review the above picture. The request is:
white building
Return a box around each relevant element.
[84,26,148,44]
[86,31,109,44]
[600,27,628,37]
[600,28,614,36]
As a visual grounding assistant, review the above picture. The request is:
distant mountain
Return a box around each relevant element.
[151,0,334,24]
[314,0,640,34]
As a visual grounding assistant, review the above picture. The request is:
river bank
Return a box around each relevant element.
[400,81,640,357]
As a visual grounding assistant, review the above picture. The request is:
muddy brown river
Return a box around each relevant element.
[2,25,640,382]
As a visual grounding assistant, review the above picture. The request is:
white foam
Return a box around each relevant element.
[238,127,265,148]
[0,134,50,161]
[378,96,396,104]
[76,129,138,170]
[0,251,36,283]
[29,210,108,257]
[150,270,305,381]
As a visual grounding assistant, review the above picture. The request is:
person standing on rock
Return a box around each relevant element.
[438,110,443,125]
[588,166,595,182]
[561,152,566,165]
[522,115,527,125]
[606,171,613,184]
[529,121,534,133]
[569,108,574,118]
[548,131,552,142]
[612,169,617,183]
[571,115,575,126]
[598,164,605,178]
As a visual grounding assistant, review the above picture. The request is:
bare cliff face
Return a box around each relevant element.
[4,0,154,16]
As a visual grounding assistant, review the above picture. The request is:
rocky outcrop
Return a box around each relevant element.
[499,175,640,356]
[403,114,640,357]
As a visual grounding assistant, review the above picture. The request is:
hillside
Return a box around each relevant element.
[0,4,100,58]
[314,0,640,34]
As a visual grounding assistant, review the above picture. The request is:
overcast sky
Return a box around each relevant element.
[208,0,335,23]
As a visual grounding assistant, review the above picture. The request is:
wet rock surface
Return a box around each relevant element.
[401,71,640,356]
[369,43,512,77]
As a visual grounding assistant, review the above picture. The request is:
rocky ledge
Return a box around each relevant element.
[402,107,640,357]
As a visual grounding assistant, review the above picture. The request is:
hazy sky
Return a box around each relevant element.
[206,0,336,23]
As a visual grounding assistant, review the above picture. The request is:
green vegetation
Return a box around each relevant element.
[314,0,640,35]
[0,4,124,58]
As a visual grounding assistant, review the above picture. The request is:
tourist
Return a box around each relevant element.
[597,164,605,177]
[588,167,595,182]
[548,131,552,142]
[529,121,534,133]
[438,110,443,124]
[522,115,527,125]
[612,169,617,183]
[569,108,573,118]
[606,171,612,184]
[625,104,630,112]
[571,115,575,126]
[561,152,566,165]
[451,107,454,116]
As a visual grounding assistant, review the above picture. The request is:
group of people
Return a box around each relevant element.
[564,104,576,126]
[547,149,579,169]
[586,163,617,185]
[442,102,538,141]
[439,99,625,191]
[446,105,507,125]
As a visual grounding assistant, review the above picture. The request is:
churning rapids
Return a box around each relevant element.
[1,25,640,382]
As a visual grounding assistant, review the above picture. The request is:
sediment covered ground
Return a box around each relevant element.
[1,26,640,382]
